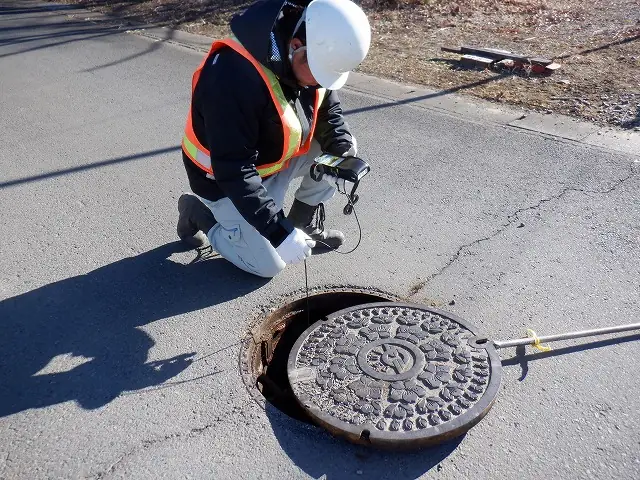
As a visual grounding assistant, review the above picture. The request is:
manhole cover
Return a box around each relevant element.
[240,287,399,423]
[287,302,502,449]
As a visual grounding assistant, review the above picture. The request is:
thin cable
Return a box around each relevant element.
[303,190,362,327]
[313,191,362,254]
[304,258,310,326]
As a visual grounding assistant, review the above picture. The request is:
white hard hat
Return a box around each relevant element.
[304,0,371,90]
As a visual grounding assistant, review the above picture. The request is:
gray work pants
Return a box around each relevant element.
[199,141,335,278]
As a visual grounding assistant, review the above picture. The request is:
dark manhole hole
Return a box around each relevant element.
[288,303,502,450]
[241,288,398,424]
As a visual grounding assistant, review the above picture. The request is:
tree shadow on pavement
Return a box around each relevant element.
[0,4,76,15]
[63,0,249,26]
[556,33,640,60]
[0,242,267,417]
[0,26,122,59]
[83,25,177,73]
[0,20,103,35]
[266,404,461,479]
[0,2,151,61]
[0,146,182,189]
[343,75,502,117]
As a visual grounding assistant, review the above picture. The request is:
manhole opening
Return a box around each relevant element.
[244,289,397,424]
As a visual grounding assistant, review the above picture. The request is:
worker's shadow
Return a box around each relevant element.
[0,242,267,418]
[266,404,461,478]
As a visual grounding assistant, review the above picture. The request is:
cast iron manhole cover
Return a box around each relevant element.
[287,302,502,449]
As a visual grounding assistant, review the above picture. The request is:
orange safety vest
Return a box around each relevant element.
[182,38,326,178]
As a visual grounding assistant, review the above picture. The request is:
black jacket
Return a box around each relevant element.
[182,0,355,247]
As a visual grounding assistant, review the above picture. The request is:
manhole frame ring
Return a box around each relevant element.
[239,286,402,411]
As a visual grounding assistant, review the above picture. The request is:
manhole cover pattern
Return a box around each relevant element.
[288,303,500,446]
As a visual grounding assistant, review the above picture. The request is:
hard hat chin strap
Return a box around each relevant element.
[292,8,306,38]
[287,7,307,64]
[288,45,307,63]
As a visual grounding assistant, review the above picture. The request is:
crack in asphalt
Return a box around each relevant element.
[93,447,137,480]
[90,403,253,479]
[91,425,216,479]
[408,163,638,297]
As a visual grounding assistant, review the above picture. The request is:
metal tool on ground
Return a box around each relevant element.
[442,45,561,75]
[492,322,640,350]
[287,302,640,450]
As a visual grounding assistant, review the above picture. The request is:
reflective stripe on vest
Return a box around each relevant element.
[182,38,326,178]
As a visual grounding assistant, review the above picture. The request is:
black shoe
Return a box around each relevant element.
[287,199,345,251]
[177,193,217,248]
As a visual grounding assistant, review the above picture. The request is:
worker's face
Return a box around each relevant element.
[289,38,318,87]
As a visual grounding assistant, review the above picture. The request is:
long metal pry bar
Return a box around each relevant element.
[493,322,640,349]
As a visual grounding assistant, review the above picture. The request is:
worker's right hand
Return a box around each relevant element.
[322,173,353,193]
[275,228,316,265]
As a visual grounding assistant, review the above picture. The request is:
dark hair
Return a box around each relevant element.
[279,4,307,44]
[293,21,306,44]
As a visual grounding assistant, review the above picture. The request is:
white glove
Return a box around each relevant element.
[322,136,357,192]
[275,228,316,265]
[323,173,353,193]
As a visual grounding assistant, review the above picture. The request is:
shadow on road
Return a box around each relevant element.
[0,242,267,417]
[0,2,185,72]
[65,0,247,26]
[266,404,460,478]
[83,25,177,73]
[0,4,76,15]
[0,1,149,60]
[343,75,502,117]
[0,19,102,34]
[1,0,247,67]
[0,26,122,59]
[0,145,181,189]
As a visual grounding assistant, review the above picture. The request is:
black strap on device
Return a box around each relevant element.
[310,154,371,215]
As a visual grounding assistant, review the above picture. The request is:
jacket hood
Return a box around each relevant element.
[230,0,309,88]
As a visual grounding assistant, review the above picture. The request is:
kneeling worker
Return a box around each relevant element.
[177,0,371,277]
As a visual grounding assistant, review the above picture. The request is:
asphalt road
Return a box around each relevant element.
[1,2,639,479]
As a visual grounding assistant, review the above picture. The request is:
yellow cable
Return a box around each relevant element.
[526,329,552,352]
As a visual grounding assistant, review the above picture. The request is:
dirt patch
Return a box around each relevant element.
[53,0,640,129]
